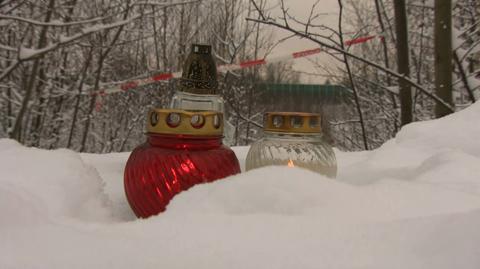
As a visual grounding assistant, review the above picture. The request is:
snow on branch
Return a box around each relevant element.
[0,14,142,82]
[0,44,16,52]
[0,0,199,27]
[0,14,111,27]
[17,16,142,61]
[132,0,200,7]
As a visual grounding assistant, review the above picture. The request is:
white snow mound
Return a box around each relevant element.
[1,103,480,269]
[0,139,112,224]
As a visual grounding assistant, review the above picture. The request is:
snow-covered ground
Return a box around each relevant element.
[2,103,480,269]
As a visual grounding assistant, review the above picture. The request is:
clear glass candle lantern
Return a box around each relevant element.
[246,112,337,178]
[124,109,240,218]
[170,43,236,144]
[170,44,225,112]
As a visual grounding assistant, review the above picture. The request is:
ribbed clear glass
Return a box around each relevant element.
[170,91,236,145]
[246,132,337,178]
[170,91,225,112]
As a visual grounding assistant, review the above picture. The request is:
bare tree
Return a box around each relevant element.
[338,0,368,150]
[9,0,56,141]
[393,0,413,125]
[434,0,453,117]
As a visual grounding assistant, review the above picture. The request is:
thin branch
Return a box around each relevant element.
[250,0,266,20]
[0,14,112,27]
[337,0,368,150]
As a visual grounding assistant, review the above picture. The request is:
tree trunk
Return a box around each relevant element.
[393,0,413,125]
[338,0,369,150]
[151,5,161,70]
[245,17,261,145]
[453,51,475,103]
[10,0,55,141]
[434,0,454,117]
[78,2,131,152]
[5,30,13,133]
[374,0,398,133]
[162,6,169,70]
[66,48,94,149]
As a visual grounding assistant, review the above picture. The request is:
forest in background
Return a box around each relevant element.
[0,0,479,152]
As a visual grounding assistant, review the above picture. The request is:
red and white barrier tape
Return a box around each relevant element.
[92,47,325,97]
[92,34,382,98]
[344,35,382,46]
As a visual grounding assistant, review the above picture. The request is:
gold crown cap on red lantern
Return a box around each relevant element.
[178,44,218,95]
[147,108,223,136]
[264,112,322,134]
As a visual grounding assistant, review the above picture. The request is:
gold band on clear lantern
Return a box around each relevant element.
[264,112,322,133]
[146,109,223,136]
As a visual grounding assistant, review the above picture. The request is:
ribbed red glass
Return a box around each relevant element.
[124,133,240,218]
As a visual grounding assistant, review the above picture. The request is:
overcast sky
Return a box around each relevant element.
[264,0,341,83]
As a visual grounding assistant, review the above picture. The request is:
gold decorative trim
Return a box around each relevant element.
[146,109,223,136]
[264,112,322,133]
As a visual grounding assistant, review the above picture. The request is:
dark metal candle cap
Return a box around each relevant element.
[178,44,218,94]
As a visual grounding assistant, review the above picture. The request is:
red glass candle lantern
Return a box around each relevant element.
[124,109,240,218]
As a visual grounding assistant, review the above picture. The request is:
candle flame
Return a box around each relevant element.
[287,159,295,167]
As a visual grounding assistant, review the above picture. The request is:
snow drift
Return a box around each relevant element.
[1,103,480,269]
